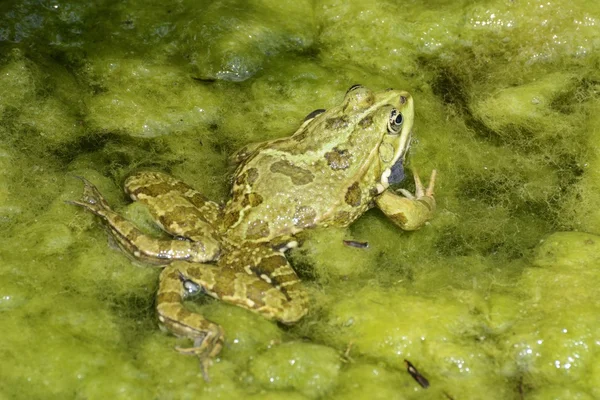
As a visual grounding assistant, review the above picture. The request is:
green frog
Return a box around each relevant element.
[69,85,436,379]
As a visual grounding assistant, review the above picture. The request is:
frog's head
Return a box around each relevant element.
[341,85,414,193]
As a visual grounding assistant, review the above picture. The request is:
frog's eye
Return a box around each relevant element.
[304,108,326,122]
[388,109,404,134]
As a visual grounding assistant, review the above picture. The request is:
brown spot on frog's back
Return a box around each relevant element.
[241,192,264,207]
[235,173,245,186]
[235,168,259,189]
[258,253,288,270]
[324,147,351,170]
[246,167,259,184]
[223,210,240,229]
[334,210,351,224]
[359,116,373,128]
[325,115,349,130]
[345,182,362,207]
[270,160,314,186]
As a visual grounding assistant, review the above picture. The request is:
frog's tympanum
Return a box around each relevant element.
[69,85,436,379]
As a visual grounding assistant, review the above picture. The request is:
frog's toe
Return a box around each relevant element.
[398,188,415,200]
[174,326,224,358]
[399,169,436,200]
[65,175,112,215]
[424,169,437,197]
[175,326,224,381]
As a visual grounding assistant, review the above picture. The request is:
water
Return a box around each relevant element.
[0,0,599,398]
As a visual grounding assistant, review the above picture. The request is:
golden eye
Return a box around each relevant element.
[388,109,403,134]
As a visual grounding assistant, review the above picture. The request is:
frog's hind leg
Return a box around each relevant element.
[224,244,309,324]
[124,171,221,242]
[157,262,225,381]
[67,176,219,264]
[158,248,308,378]
[179,245,309,324]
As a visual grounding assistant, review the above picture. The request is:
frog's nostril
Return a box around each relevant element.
[400,95,407,104]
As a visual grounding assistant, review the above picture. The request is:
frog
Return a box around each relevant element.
[68,84,436,379]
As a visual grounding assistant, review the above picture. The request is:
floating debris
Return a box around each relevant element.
[341,341,355,363]
[443,391,455,400]
[343,239,369,249]
[404,359,429,388]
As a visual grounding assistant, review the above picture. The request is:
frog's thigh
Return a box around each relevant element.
[124,171,221,257]
[218,246,309,324]
[125,171,221,227]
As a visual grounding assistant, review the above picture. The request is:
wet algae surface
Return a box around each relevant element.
[1,0,599,398]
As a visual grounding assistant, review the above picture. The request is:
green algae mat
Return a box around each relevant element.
[1,0,599,399]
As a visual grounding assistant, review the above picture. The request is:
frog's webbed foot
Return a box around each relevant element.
[65,175,113,216]
[375,169,437,231]
[175,328,224,382]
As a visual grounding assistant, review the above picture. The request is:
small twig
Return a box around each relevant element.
[341,341,355,363]
[443,390,455,400]
[404,359,429,388]
[343,240,369,249]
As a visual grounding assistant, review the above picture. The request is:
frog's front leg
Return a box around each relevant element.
[375,170,437,231]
